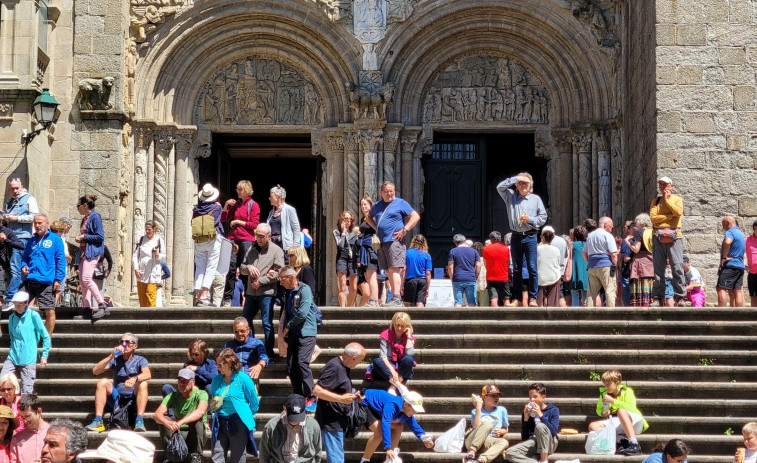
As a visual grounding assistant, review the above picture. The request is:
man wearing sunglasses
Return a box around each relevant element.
[3,179,40,311]
[221,317,268,384]
[85,333,151,433]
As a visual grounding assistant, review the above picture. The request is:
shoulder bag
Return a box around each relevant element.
[209,382,231,412]
[371,202,391,250]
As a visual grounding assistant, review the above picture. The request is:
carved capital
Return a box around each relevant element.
[154,131,176,152]
[342,132,359,152]
[384,127,400,153]
[134,126,153,149]
[572,133,592,153]
[552,130,573,154]
[595,129,609,152]
[359,129,383,153]
[175,133,193,153]
[400,130,421,153]
[326,133,345,153]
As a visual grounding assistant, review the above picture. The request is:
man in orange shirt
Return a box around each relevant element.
[649,176,685,307]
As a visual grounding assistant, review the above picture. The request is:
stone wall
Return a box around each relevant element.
[655,0,757,289]
[622,1,658,218]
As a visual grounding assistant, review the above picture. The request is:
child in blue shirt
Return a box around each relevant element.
[464,384,510,463]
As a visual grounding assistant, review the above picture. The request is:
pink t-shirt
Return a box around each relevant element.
[9,422,49,463]
[746,235,757,274]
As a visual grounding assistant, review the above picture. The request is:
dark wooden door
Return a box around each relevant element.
[422,138,483,269]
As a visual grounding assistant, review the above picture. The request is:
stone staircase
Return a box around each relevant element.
[4,305,755,462]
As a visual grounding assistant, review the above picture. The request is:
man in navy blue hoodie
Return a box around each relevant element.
[505,383,559,463]
[20,214,66,334]
[221,317,268,383]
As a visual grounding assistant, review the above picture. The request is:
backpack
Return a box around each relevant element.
[191,214,217,243]
[109,396,135,429]
[313,303,323,329]
[344,397,370,439]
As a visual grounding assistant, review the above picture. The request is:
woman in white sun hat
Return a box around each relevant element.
[78,429,155,463]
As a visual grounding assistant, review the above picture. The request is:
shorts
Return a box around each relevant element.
[377,241,406,270]
[609,411,645,437]
[403,277,427,304]
[717,266,744,290]
[664,279,674,299]
[487,280,511,303]
[748,273,757,296]
[23,280,55,309]
[365,403,382,427]
[336,257,358,276]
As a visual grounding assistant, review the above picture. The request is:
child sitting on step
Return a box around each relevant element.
[587,369,648,456]
[463,384,510,463]
[734,422,757,463]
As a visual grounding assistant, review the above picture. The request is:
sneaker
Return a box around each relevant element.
[528,298,538,307]
[190,453,202,463]
[616,438,629,454]
[196,298,211,307]
[648,299,662,307]
[365,300,380,307]
[305,397,317,413]
[134,417,146,432]
[1,302,13,312]
[91,308,110,320]
[621,442,642,456]
[309,345,321,363]
[85,418,105,432]
[382,299,403,307]
[675,297,687,307]
[462,453,476,463]
[72,315,84,320]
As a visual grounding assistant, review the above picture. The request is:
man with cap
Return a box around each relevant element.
[41,419,87,463]
[313,342,366,463]
[78,429,155,463]
[649,176,686,307]
[153,368,208,463]
[0,291,50,394]
[259,394,322,463]
[359,387,434,463]
[192,183,224,307]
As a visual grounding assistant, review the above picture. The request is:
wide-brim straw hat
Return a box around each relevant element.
[78,429,155,463]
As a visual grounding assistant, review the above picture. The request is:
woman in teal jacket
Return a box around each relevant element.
[210,348,259,463]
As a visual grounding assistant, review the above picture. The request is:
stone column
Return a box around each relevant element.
[172,132,193,302]
[573,133,593,223]
[611,128,623,228]
[552,131,574,231]
[132,126,152,292]
[400,129,420,203]
[596,130,612,219]
[153,131,174,236]
[342,131,360,211]
[360,129,383,200]
[383,125,401,188]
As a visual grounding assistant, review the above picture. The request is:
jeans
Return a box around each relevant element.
[371,355,415,382]
[194,236,222,290]
[511,234,538,300]
[6,241,27,301]
[160,420,207,455]
[453,281,477,305]
[0,359,36,394]
[322,430,344,463]
[243,295,275,356]
[621,276,631,306]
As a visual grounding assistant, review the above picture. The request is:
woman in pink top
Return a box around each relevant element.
[0,405,18,463]
[745,219,757,307]
[0,375,22,433]
[220,180,260,306]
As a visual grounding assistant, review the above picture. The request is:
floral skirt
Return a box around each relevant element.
[630,278,654,307]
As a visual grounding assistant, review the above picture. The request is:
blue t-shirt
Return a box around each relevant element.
[231,278,245,306]
[642,454,686,463]
[448,246,480,282]
[405,248,432,279]
[108,355,149,396]
[724,226,746,269]
[471,405,509,437]
[370,198,415,243]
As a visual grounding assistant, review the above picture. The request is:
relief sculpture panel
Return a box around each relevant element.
[194,58,324,126]
[423,55,549,124]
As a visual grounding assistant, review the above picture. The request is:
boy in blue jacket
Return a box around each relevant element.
[360,388,434,463]
[505,382,560,463]
[20,214,66,334]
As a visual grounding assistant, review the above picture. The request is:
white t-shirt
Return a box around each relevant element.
[537,243,562,286]
[131,235,166,283]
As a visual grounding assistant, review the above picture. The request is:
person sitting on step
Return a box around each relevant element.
[153,368,208,463]
[463,384,510,463]
[221,317,268,388]
[734,422,757,463]
[85,333,151,433]
[366,312,415,389]
[505,383,559,463]
[588,369,648,456]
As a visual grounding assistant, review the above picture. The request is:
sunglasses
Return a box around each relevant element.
[233,329,247,334]
[120,340,136,345]
[0,388,14,393]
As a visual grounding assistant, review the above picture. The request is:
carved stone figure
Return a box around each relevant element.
[387,0,413,23]
[125,40,138,115]
[194,57,323,126]
[424,55,549,124]
[353,0,387,42]
[345,80,394,120]
[78,76,115,110]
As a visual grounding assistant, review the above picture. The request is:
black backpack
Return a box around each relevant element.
[344,396,370,439]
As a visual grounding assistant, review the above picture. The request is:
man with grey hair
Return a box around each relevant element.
[86,333,151,433]
[221,316,269,381]
[365,181,421,307]
[583,216,618,307]
[314,343,366,463]
[153,368,208,463]
[447,234,481,307]
[497,172,547,307]
[3,178,39,310]
[241,221,285,357]
[20,213,66,334]
[41,419,87,463]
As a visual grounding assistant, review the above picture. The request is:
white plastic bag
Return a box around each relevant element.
[383,448,402,463]
[585,419,616,455]
[433,418,466,453]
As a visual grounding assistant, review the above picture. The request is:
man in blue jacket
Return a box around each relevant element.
[221,317,268,383]
[0,290,51,393]
[505,383,560,463]
[360,388,434,463]
[3,179,40,310]
[20,214,66,334]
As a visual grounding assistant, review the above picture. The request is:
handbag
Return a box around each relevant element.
[209,383,230,412]
[656,227,677,244]
[93,260,106,280]
[433,418,466,453]
[371,202,391,250]
[585,419,616,455]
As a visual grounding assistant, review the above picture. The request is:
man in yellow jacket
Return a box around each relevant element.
[649,176,685,307]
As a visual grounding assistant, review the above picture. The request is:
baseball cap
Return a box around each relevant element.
[285,394,307,422]
[10,291,29,303]
[482,384,500,395]
[177,368,195,381]
[402,390,425,413]
[658,176,673,184]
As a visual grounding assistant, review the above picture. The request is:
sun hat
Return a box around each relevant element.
[0,405,18,429]
[401,390,425,413]
[198,184,220,203]
[78,429,155,463]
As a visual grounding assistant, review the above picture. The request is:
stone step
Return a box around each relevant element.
[32,346,757,366]
[45,306,757,322]
[36,332,757,350]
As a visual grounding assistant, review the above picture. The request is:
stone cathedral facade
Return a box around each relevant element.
[0,0,754,304]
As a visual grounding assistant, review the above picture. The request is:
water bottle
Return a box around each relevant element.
[528,402,537,418]
[113,349,122,358]
[602,400,611,415]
